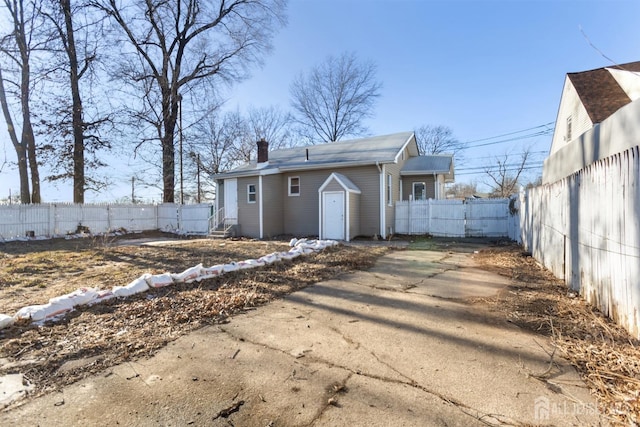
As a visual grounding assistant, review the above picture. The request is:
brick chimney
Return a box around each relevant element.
[257,138,269,163]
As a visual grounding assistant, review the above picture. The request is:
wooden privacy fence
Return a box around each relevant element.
[395,198,520,239]
[520,146,640,339]
[0,203,214,240]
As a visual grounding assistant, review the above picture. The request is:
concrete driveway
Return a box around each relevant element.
[1,246,602,426]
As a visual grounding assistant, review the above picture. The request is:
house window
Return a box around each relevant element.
[289,176,300,196]
[413,182,426,200]
[247,184,256,203]
[566,116,572,141]
[386,174,392,206]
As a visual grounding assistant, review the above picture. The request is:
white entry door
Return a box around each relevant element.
[224,178,238,224]
[323,192,344,240]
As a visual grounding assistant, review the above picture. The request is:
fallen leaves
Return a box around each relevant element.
[0,235,386,403]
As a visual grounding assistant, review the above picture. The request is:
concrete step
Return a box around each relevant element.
[208,230,229,239]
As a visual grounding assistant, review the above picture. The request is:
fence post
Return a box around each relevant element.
[408,198,412,235]
[427,198,431,234]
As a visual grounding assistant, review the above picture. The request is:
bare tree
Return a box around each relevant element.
[94,0,287,203]
[445,182,478,199]
[414,125,464,157]
[0,0,45,203]
[189,110,247,176]
[247,105,293,150]
[484,149,530,197]
[38,0,110,203]
[290,52,381,143]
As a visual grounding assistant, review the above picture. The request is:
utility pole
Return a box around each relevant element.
[197,153,201,203]
[131,176,135,204]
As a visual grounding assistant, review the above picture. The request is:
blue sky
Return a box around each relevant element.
[1,0,639,201]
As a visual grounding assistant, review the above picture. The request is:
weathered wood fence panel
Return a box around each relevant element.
[520,146,640,339]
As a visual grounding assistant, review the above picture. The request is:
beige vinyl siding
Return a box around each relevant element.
[341,166,380,237]
[283,166,380,237]
[324,180,344,192]
[349,192,360,239]
[262,174,284,238]
[402,175,436,200]
[237,177,260,238]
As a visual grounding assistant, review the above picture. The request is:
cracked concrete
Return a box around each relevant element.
[0,248,603,426]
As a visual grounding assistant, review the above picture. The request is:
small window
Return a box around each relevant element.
[247,184,256,203]
[566,116,572,141]
[289,176,300,196]
[413,182,426,200]
[386,174,392,206]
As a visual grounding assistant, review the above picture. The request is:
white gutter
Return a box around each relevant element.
[259,175,263,239]
[378,163,386,239]
[345,192,350,242]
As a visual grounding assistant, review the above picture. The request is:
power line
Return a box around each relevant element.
[462,122,555,145]
[464,129,553,149]
[456,164,544,176]
[456,161,544,173]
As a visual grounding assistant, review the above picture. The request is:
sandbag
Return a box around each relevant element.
[223,262,239,273]
[237,259,265,270]
[0,314,15,329]
[113,275,151,297]
[146,273,174,288]
[200,265,224,280]
[50,287,98,307]
[171,264,203,283]
[15,301,73,322]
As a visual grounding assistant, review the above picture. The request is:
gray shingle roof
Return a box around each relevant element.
[215,132,416,179]
[568,61,640,123]
[401,155,453,174]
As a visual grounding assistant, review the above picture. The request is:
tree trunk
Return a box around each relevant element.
[62,0,85,204]
[0,67,31,203]
[161,87,178,203]
[22,59,40,203]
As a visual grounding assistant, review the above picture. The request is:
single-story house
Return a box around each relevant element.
[213,132,455,241]
[544,61,640,183]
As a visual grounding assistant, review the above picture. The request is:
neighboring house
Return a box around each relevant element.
[213,132,455,241]
[544,61,640,183]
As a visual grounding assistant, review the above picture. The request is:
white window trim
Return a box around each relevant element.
[247,184,257,203]
[288,176,300,196]
[386,174,393,206]
[412,182,426,200]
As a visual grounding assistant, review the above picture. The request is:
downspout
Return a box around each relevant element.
[433,173,438,199]
[377,162,386,239]
[259,175,263,239]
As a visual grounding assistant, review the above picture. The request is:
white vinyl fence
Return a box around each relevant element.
[520,146,640,339]
[395,198,520,239]
[0,203,214,240]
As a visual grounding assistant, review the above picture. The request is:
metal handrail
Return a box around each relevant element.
[208,207,235,235]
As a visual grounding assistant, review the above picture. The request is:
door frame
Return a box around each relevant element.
[321,191,345,240]
[223,178,238,224]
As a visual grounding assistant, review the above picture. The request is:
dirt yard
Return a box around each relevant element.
[0,232,386,401]
[1,234,638,425]
[472,242,640,426]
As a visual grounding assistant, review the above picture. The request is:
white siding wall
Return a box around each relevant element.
[549,77,593,155]
[544,97,640,183]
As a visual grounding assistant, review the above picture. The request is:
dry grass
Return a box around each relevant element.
[474,244,640,426]
[0,233,386,400]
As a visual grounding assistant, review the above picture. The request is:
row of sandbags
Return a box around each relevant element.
[0,238,338,330]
